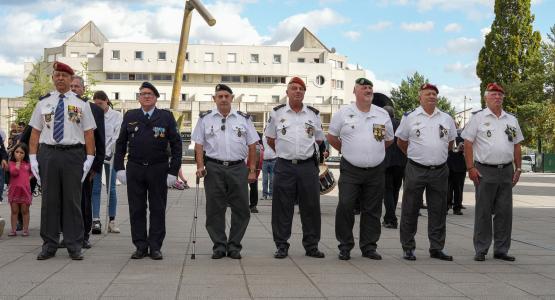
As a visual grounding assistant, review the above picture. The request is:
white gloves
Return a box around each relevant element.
[81,155,95,183]
[30,154,41,185]
[116,170,127,185]
[167,174,177,187]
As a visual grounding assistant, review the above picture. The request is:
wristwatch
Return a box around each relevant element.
[515,168,522,172]
[249,168,256,173]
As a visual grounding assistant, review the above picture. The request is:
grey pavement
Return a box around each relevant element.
[0,166,554,299]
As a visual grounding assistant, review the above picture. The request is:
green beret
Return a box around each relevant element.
[355,77,373,86]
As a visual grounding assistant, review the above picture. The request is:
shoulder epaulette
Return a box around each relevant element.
[273,104,286,111]
[199,110,212,118]
[307,105,319,115]
[472,109,483,115]
[237,110,251,119]
[403,109,415,116]
[38,93,50,101]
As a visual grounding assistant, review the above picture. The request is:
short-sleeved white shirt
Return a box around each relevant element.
[29,90,96,145]
[262,134,277,160]
[328,103,394,167]
[461,107,523,165]
[104,107,123,158]
[395,106,456,165]
[191,109,259,161]
[264,103,325,160]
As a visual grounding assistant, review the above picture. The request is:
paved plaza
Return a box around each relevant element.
[1,166,555,299]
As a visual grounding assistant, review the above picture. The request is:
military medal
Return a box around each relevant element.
[373,124,385,142]
[439,124,448,139]
[416,129,421,137]
[505,125,516,142]
[281,127,286,135]
[351,125,355,129]
[237,130,242,137]
[486,130,491,137]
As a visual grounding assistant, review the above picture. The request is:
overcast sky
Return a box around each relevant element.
[0,0,553,112]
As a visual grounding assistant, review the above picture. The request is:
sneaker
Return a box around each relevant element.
[0,218,5,238]
[108,220,120,233]
[92,219,102,235]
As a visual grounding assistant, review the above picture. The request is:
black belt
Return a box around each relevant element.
[129,160,167,166]
[409,159,446,170]
[41,143,83,150]
[342,157,381,170]
[476,161,512,169]
[263,158,277,162]
[278,157,313,165]
[206,157,244,166]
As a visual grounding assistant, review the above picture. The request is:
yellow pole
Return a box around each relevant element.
[170,1,195,110]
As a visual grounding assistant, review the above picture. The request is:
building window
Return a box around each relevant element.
[297,58,305,63]
[87,52,95,58]
[337,61,343,68]
[336,80,344,89]
[273,54,281,64]
[248,95,258,102]
[221,75,241,83]
[315,75,325,86]
[272,95,280,103]
[315,96,324,103]
[181,93,188,101]
[112,92,120,100]
[112,50,120,60]
[182,74,189,82]
[70,52,79,58]
[106,73,121,80]
[250,54,259,63]
[227,53,237,63]
[158,51,167,60]
[152,74,172,81]
[204,74,213,83]
[204,52,214,62]
[186,52,189,61]
[314,58,320,63]
[128,73,149,81]
[135,51,144,60]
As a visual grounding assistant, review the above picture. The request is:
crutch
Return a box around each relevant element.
[191,175,201,259]
[104,143,117,235]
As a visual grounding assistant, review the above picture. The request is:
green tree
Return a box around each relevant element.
[389,72,456,119]
[76,61,98,99]
[476,0,544,112]
[16,60,53,123]
[542,25,555,102]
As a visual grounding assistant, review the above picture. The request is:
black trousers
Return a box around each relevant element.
[249,182,258,208]
[335,158,385,252]
[383,165,404,224]
[447,171,466,210]
[81,174,93,241]
[126,161,168,252]
[272,158,320,251]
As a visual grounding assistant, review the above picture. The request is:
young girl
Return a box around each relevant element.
[7,143,33,236]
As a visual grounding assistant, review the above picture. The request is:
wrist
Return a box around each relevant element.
[467,166,475,172]
[515,167,522,172]
[249,168,256,173]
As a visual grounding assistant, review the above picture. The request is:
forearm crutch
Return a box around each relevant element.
[104,144,117,235]
[191,176,201,259]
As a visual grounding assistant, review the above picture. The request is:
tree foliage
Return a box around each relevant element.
[476,0,544,112]
[16,60,53,123]
[389,72,456,119]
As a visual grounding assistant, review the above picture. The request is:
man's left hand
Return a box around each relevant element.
[81,155,95,183]
[512,169,521,186]
[1,160,7,171]
[167,174,177,187]
[248,172,257,183]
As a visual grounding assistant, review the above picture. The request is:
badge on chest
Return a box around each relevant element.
[153,127,166,138]
[373,124,385,142]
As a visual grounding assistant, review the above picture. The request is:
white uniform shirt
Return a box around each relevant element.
[191,109,259,161]
[104,107,123,158]
[461,107,523,165]
[328,103,394,168]
[395,106,456,165]
[262,134,277,160]
[264,103,325,160]
[29,90,96,145]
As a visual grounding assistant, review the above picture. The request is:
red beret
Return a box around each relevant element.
[288,77,306,90]
[486,83,504,94]
[420,83,438,94]
[53,61,74,76]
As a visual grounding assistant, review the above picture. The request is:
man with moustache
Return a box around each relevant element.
[396,83,457,261]
[327,78,394,260]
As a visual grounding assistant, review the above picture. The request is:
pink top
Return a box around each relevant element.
[8,161,33,205]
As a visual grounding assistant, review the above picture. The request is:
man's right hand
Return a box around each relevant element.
[116,170,127,185]
[195,167,207,178]
[468,167,481,185]
[29,154,41,185]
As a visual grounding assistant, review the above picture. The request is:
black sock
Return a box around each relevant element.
[109,216,115,221]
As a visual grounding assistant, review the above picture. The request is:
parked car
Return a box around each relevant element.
[522,154,535,172]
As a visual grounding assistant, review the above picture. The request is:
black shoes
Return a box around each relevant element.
[305,248,325,258]
[69,251,84,260]
[37,250,56,260]
[453,210,463,215]
[92,220,102,235]
[227,251,242,259]
[82,240,92,249]
[250,206,259,213]
[211,250,226,259]
[494,253,516,261]
[150,250,163,260]
[474,253,486,261]
[362,250,382,260]
[403,249,416,261]
[382,221,398,229]
[430,250,453,261]
[274,248,288,259]
[131,249,149,259]
[338,250,350,260]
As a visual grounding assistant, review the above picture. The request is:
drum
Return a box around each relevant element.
[319,164,336,195]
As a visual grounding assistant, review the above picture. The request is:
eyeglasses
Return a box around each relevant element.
[139,92,155,97]
[221,118,226,131]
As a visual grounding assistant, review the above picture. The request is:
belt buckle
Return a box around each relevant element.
[141,162,149,166]
[430,166,436,170]
[223,161,229,166]
[497,164,503,169]
[292,159,298,165]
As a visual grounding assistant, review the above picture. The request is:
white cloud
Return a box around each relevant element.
[379,0,493,20]
[367,21,393,31]
[343,31,361,41]
[444,61,478,80]
[444,23,462,32]
[400,21,434,32]
[439,84,481,113]
[0,56,25,85]
[446,37,481,53]
[480,27,491,37]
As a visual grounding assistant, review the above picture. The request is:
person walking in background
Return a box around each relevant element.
[248,133,264,213]
[261,132,276,200]
[7,143,33,236]
[447,128,466,215]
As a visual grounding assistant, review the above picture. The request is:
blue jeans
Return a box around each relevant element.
[91,162,118,219]
[261,159,276,197]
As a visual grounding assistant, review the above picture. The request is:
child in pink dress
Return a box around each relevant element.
[8,143,33,236]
